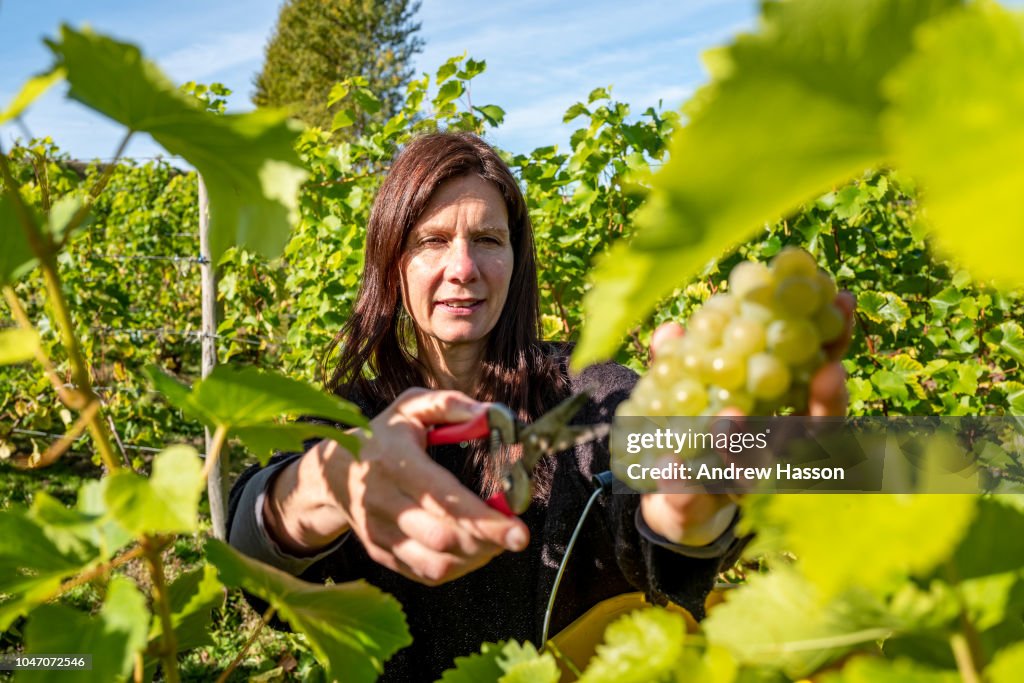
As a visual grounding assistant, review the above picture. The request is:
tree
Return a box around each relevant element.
[252,0,423,135]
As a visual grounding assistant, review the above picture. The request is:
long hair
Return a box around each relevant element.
[322,131,568,496]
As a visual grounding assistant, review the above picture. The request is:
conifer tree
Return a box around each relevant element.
[253,0,423,135]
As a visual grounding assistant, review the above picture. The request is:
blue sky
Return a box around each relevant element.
[0,1,757,162]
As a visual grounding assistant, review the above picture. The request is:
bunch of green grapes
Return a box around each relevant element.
[613,248,845,484]
[621,248,844,419]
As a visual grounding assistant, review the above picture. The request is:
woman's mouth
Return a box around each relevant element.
[436,299,484,315]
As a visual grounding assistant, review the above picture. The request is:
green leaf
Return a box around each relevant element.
[436,641,558,683]
[207,540,411,683]
[563,102,589,123]
[703,568,895,679]
[872,370,909,402]
[928,286,962,316]
[1001,381,1024,415]
[0,67,65,124]
[331,109,355,131]
[435,79,464,107]
[818,655,959,682]
[45,193,90,241]
[884,3,1024,287]
[0,328,39,365]
[474,105,505,126]
[147,365,365,460]
[148,564,225,652]
[573,0,959,367]
[991,322,1024,365]
[436,57,461,84]
[104,445,204,535]
[232,422,361,465]
[496,642,558,683]
[458,58,487,81]
[578,608,686,683]
[755,494,976,598]
[0,193,39,285]
[21,577,148,683]
[0,506,101,630]
[48,26,307,263]
[353,88,381,115]
[951,497,1024,580]
[587,87,610,104]
[327,82,349,107]
[987,642,1024,683]
[436,641,505,682]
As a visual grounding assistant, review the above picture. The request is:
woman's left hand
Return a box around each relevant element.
[638,292,856,546]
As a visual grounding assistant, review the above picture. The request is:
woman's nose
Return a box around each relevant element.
[444,240,480,283]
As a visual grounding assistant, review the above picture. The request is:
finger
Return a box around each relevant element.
[389,537,484,586]
[385,452,530,552]
[824,291,856,361]
[393,388,487,427]
[808,361,848,417]
[394,505,498,557]
[417,486,531,553]
[651,321,685,360]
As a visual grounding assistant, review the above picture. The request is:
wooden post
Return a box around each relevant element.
[198,175,227,539]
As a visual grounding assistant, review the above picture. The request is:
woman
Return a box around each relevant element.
[227,132,852,680]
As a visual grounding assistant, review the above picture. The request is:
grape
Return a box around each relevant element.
[614,247,843,476]
[747,353,791,400]
[773,276,821,317]
[815,303,845,343]
[729,261,774,303]
[687,309,728,345]
[722,317,766,356]
[771,246,818,278]
[668,377,707,415]
[703,350,746,391]
[709,387,754,414]
[766,318,820,365]
[703,293,739,316]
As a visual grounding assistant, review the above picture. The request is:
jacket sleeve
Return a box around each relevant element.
[572,361,747,620]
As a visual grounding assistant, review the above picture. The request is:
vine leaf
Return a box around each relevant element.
[702,567,895,679]
[986,642,1024,683]
[206,540,411,683]
[104,445,204,535]
[0,328,40,365]
[0,67,65,124]
[21,577,148,683]
[983,322,1024,365]
[750,494,976,598]
[817,655,960,682]
[0,502,101,630]
[0,194,39,285]
[884,2,1024,286]
[578,607,687,683]
[47,26,307,263]
[436,641,559,683]
[147,564,225,653]
[572,0,959,367]
[147,365,366,464]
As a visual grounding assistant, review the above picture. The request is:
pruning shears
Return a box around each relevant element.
[426,391,610,516]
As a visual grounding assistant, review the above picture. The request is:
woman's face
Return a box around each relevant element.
[401,174,514,357]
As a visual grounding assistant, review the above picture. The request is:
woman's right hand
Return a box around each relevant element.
[263,388,531,586]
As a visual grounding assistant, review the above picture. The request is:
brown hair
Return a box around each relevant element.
[322,131,568,496]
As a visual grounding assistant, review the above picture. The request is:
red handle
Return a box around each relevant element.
[485,492,514,517]
[427,411,490,446]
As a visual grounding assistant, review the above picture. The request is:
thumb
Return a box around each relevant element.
[394,389,487,426]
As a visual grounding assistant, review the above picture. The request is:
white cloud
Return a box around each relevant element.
[156,30,266,82]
